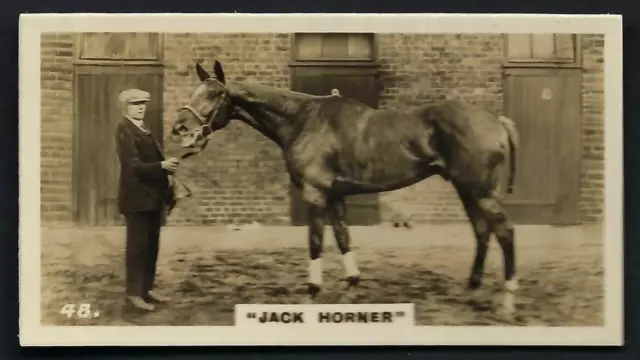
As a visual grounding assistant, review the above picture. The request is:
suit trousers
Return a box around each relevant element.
[124,210,162,297]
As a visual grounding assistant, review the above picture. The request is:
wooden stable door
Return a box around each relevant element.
[289,66,382,226]
[72,67,164,226]
[502,68,582,225]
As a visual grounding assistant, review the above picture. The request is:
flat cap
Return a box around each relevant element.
[118,89,151,105]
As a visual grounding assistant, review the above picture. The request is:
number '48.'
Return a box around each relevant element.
[60,303,96,318]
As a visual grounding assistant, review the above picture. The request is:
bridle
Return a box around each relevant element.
[179,103,214,139]
[174,80,231,147]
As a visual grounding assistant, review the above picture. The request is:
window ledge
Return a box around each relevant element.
[73,59,164,67]
[502,61,582,69]
[289,60,380,68]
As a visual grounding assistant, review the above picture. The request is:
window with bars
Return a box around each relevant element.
[292,33,376,62]
[505,33,578,64]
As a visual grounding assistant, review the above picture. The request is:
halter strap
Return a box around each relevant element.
[180,104,207,123]
[179,92,229,140]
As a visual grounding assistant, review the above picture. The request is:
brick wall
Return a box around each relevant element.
[38,32,604,226]
[40,33,74,224]
[579,34,605,223]
[161,33,292,225]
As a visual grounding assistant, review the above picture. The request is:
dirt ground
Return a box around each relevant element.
[39,223,604,327]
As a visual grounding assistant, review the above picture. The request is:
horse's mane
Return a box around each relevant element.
[229,80,370,106]
[229,81,320,100]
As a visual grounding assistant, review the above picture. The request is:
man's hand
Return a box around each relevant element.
[161,157,180,172]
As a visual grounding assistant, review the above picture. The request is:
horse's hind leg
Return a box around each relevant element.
[475,194,517,315]
[453,183,491,290]
[327,196,360,287]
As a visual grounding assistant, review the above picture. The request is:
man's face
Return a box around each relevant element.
[126,101,147,120]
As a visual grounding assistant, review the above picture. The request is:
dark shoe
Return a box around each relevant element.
[126,296,156,312]
[145,290,171,304]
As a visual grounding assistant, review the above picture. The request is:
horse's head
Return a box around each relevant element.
[171,60,232,149]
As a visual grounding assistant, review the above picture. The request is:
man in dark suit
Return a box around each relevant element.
[115,88,179,312]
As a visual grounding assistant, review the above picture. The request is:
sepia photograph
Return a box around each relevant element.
[19,13,623,346]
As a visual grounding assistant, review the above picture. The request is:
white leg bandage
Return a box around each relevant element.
[309,258,323,285]
[342,251,360,277]
[505,276,519,292]
[503,276,518,314]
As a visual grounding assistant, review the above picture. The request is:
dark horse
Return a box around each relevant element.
[171,61,520,315]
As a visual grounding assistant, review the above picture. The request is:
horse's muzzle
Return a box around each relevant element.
[181,136,199,148]
[170,123,199,148]
[170,131,181,143]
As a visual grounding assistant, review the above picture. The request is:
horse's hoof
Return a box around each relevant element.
[500,292,517,320]
[308,283,321,298]
[497,305,517,323]
[467,277,482,290]
[346,276,360,288]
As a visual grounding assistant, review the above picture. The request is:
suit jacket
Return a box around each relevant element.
[116,117,172,214]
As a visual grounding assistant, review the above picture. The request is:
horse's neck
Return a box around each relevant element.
[228,81,311,115]
[227,81,314,147]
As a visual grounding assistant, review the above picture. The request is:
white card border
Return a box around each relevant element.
[19,13,624,346]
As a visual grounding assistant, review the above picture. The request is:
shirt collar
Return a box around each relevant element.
[125,115,149,133]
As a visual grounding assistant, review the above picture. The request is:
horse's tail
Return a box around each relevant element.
[498,115,519,194]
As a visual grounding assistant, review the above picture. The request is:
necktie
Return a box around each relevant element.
[139,122,150,134]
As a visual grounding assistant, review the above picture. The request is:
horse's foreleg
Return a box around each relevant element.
[476,196,517,315]
[303,184,329,298]
[454,184,491,290]
[327,197,360,287]
[306,203,326,298]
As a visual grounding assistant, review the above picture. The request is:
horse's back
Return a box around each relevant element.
[290,95,439,188]
[417,100,504,144]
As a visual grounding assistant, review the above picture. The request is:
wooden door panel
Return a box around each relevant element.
[551,71,582,224]
[503,75,560,204]
[74,74,98,226]
[73,68,163,226]
[289,66,381,226]
[503,68,581,225]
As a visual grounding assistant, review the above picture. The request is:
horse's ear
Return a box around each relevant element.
[195,62,210,82]
[213,60,226,84]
